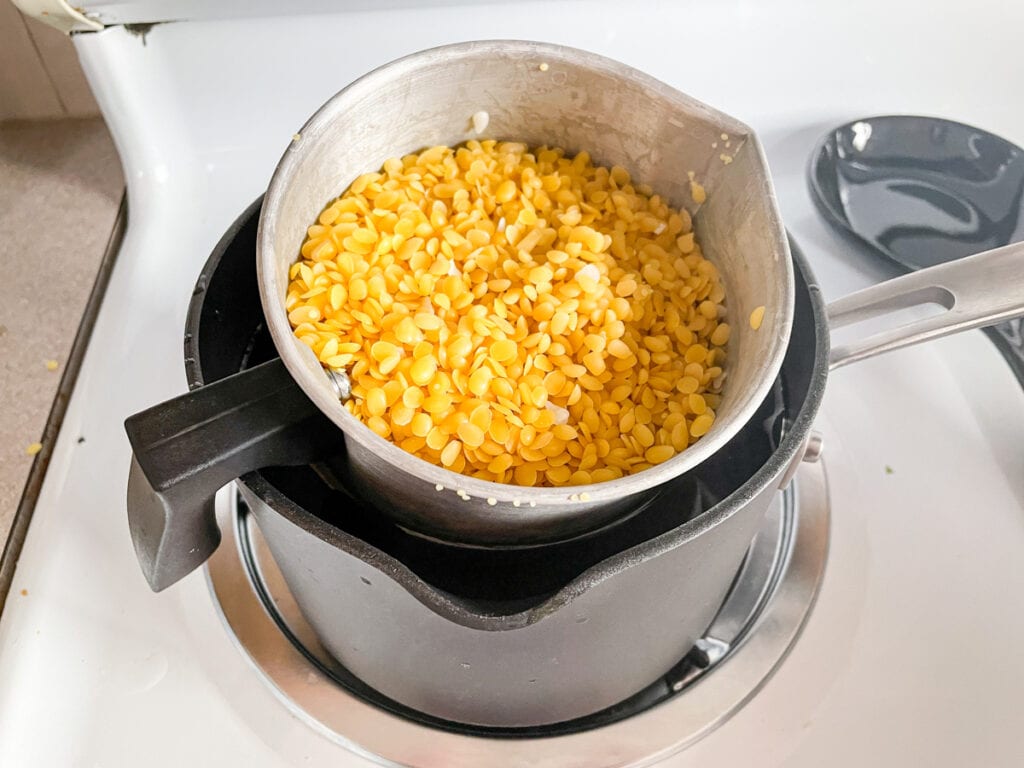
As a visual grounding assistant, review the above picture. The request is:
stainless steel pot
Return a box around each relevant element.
[180,199,827,728]
[125,41,1024,595]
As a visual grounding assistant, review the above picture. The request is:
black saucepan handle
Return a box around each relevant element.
[125,357,343,592]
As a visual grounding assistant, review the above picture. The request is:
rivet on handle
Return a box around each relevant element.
[778,430,825,489]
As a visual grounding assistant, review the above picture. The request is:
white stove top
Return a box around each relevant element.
[2,2,1024,765]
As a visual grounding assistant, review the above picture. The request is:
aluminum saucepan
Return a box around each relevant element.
[124,40,1024,593]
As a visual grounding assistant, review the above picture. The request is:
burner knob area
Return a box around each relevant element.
[778,430,825,488]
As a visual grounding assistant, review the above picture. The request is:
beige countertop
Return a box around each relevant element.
[0,117,123,544]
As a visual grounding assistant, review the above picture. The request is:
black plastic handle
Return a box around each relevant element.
[125,357,344,591]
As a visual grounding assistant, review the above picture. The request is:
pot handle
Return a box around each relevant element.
[827,240,1024,370]
[124,357,344,592]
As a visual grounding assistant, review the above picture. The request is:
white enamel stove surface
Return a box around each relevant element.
[1,2,1023,766]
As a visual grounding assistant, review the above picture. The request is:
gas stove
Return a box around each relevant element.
[2,2,1024,766]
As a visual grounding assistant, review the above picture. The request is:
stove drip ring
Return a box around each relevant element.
[206,460,828,765]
